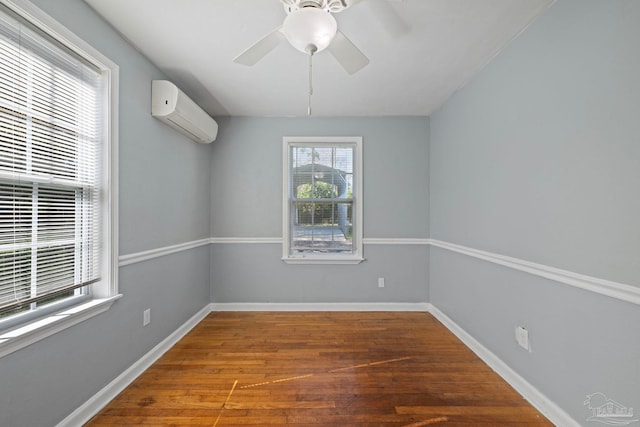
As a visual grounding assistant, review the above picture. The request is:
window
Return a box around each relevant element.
[0,0,118,355]
[282,136,363,264]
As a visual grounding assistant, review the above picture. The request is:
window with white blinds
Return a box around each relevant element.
[282,137,363,264]
[0,3,107,321]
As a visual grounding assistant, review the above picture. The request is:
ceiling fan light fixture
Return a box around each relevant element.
[283,7,337,54]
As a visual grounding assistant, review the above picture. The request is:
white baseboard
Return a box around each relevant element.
[210,302,431,312]
[56,303,213,427]
[427,304,579,427]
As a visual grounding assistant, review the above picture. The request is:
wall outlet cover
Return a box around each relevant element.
[515,326,530,351]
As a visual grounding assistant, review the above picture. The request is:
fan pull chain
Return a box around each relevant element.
[308,50,314,116]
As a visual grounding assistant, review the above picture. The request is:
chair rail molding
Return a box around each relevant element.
[429,239,640,306]
[118,236,639,306]
[118,238,210,267]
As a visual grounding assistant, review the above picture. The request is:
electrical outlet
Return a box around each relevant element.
[378,277,385,288]
[515,326,530,351]
[143,309,151,326]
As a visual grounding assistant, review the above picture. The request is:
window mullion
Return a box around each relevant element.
[29,182,37,310]
[73,187,81,289]
[23,25,36,310]
[22,35,34,175]
[310,149,316,245]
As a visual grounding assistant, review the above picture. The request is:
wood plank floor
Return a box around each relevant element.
[86,312,553,426]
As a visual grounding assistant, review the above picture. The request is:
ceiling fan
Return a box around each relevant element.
[233,0,372,75]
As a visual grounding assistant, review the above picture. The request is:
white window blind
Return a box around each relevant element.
[283,137,363,264]
[0,5,103,318]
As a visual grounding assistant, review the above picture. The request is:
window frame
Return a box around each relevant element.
[282,136,363,264]
[0,0,119,358]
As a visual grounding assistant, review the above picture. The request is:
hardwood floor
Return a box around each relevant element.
[86,312,553,426]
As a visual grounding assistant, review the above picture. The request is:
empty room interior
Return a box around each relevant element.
[0,0,638,426]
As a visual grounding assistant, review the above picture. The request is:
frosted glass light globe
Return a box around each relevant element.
[283,7,337,54]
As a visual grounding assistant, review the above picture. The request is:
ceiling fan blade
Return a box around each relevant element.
[233,27,285,66]
[328,31,369,75]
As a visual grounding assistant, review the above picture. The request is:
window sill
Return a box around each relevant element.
[0,295,122,359]
[282,256,365,265]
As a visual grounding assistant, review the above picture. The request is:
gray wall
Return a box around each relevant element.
[0,1,212,426]
[430,0,640,422]
[210,117,429,303]
[4,0,637,425]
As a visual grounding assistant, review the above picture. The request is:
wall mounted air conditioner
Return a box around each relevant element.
[151,80,218,144]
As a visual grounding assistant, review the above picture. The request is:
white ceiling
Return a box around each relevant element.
[84,0,553,117]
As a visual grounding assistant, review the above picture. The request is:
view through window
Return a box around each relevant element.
[283,137,363,263]
[0,2,112,326]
